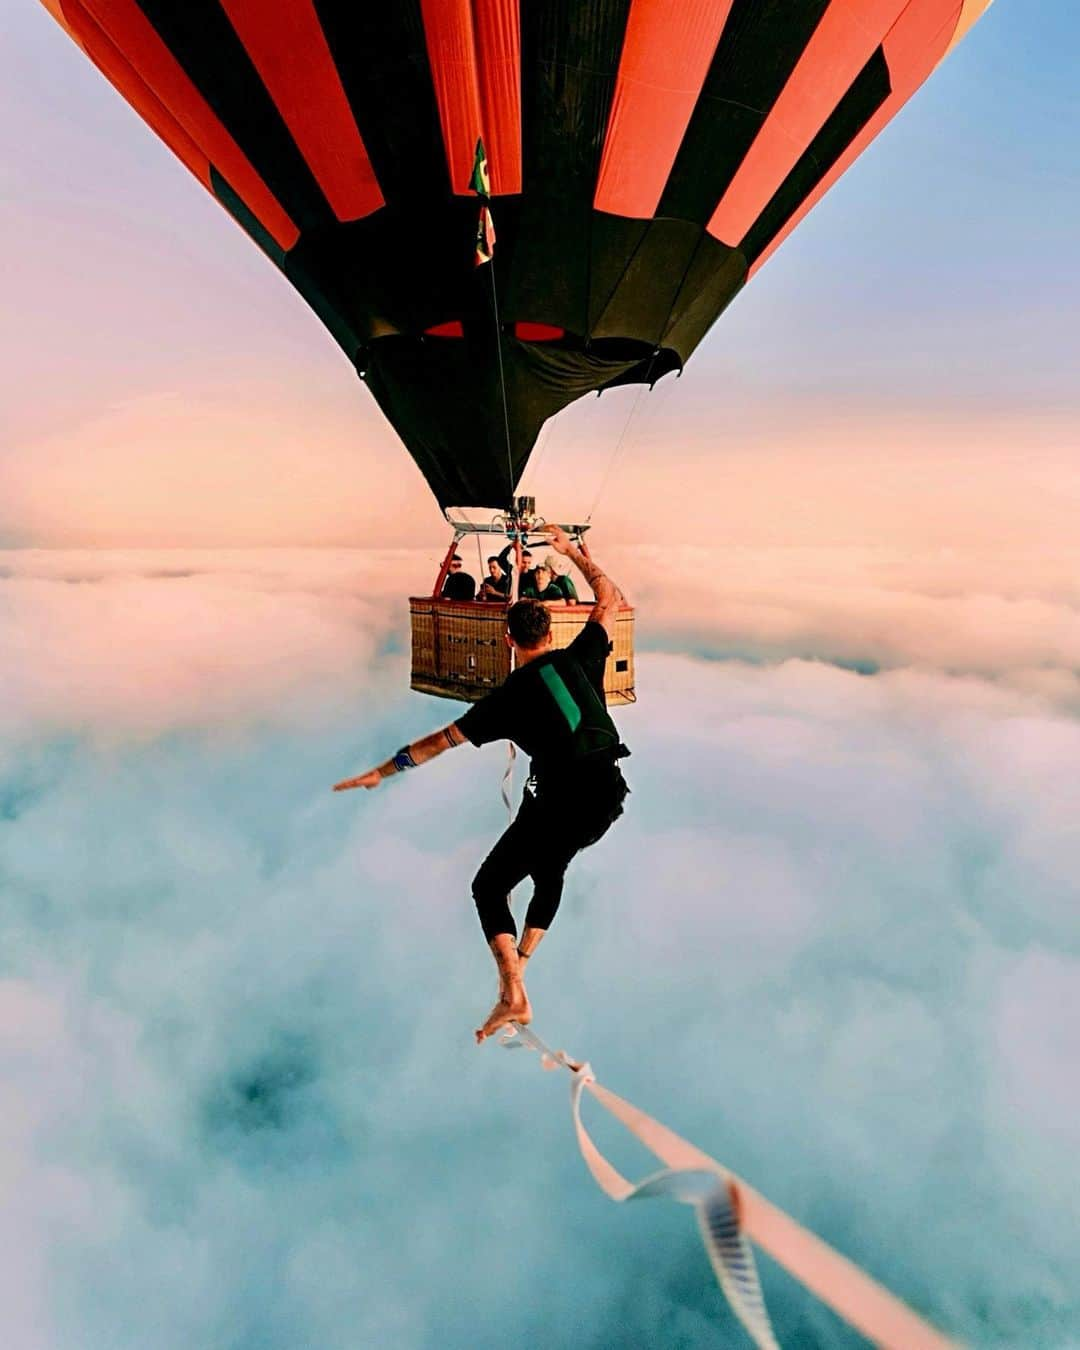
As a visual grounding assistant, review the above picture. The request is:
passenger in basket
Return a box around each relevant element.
[478,555,511,602]
[496,542,535,593]
[520,562,567,604]
[545,555,579,604]
[440,554,476,601]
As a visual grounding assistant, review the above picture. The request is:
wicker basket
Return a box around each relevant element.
[410,598,635,705]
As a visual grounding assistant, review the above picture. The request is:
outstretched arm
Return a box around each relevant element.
[542,525,624,641]
[333,722,467,791]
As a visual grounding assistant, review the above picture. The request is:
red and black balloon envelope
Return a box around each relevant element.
[40,0,992,511]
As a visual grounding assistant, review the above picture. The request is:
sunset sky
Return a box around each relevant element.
[3,2,1077,549]
[3,6,1079,1350]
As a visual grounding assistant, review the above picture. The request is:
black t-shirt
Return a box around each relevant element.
[441,570,476,601]
[457,622,623,786]
[478,572,510,598]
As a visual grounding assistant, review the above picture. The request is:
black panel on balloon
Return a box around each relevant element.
[508,0,635,337]
[659,0,832,225]
[310,3,451,207]
[741,48,892,262]
[135,0,333,233]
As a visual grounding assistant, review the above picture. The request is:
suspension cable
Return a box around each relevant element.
[583,224,704,523]
[517,412,556,497]
[485,262,516,509]
[584,369,652,525]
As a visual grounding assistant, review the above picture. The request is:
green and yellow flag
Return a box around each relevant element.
[470,137,495,266]
[469,137,491,198]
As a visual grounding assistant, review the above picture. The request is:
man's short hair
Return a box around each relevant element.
[487,555,499,564]
[451,553,463,562]
[507,598,551,649]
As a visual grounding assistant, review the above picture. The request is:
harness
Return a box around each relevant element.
[526,655,630,803]
[539,657,627,756]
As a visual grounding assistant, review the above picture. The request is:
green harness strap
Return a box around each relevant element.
[538,663,583,733]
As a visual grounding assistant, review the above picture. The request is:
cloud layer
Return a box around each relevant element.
[616,541,1080,710]
[1,550,1078,1348]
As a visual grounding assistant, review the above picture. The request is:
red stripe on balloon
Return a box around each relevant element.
[708,0,910,246]
[51,0,213,197]
[40,0,84,46]
[420,0,521,195]
[595,0,734,220]
[218,0,383,222]
[67,0,299,250]
[749,0,963,277]
[472,0,521,194]
[514,323,564,341]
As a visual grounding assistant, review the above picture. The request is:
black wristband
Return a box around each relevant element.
[392,746,417,772]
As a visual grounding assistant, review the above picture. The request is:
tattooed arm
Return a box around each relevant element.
[542,525,624,641]
[333,722,467,791]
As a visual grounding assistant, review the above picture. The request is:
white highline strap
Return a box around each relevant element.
[501,742,516,818]
[501,1024,959,1350]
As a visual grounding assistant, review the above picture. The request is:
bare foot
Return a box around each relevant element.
[475,988,532,1044]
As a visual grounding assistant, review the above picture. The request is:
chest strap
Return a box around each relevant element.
[538,663,582,732]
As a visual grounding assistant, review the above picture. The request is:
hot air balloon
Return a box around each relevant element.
[38,0,992,702]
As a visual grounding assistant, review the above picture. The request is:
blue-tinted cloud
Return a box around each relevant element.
[1,551,1077,1348]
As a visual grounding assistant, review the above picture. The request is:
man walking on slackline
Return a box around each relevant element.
[333,524,630,1042]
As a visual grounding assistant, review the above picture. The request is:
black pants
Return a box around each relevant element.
[471,766,628,942]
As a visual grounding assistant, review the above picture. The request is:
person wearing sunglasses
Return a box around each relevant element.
[440,553,476,601]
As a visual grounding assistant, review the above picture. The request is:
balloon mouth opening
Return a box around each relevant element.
[363,327,679,366]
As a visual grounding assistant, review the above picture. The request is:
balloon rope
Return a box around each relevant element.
[584,380,649,524]
[500,1023,960,1350]
[583,227,703,524]
[485,263,516,506]
[516,414,556,498]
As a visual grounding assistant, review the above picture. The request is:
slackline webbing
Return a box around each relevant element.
[501,742,516,818]
[500,1023,958,1350]
[501,539,522,822]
